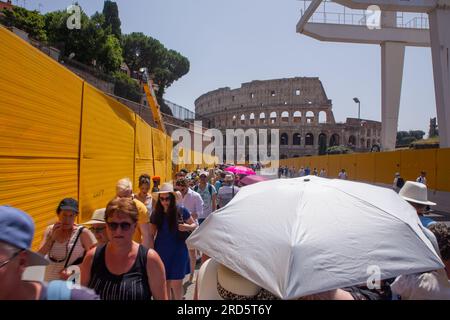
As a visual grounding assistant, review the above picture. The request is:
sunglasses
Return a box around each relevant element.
[159,196,171,202]
[107,222,132,231]
[89,226,106,233]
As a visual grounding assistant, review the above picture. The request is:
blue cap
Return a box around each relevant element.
[0,206,49,266]
[57,198,78,213]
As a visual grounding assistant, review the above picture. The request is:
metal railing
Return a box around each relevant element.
[299,0,429,30]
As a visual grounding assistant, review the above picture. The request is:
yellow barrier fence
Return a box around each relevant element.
[0,26,172,248]
[280,148,450,192]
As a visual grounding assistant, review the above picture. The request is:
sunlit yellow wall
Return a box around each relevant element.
[135,116,154,191]
[0,26,173,248]
[79,83,136,222]
[0,27,82,249]
[282,148,450,192]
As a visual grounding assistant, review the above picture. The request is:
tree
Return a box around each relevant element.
[153,49,190,99]
[1,7,47,42]
[98,34,123,73]
[122,33,165,74]
[102,0,121,40]
[112,71,142,103]
[327,146,352,155]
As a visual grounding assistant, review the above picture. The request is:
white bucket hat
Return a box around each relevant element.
[83,208,106,225]
[197,259,278,300]
[399,181,436,206]
[152,182,177,199]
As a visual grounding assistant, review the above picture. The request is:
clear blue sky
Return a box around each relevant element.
[23,0,436,134]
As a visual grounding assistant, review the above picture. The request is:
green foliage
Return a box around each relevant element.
[396,130,426,147]
[1,7,47,42]
[3,3,189,101]
[327,146,352,155]
[122,34,190,99]
[102,0,121,40]
[112,72,142,103]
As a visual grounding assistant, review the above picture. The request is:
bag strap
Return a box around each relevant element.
[208,184,213,196]
[46,280,73,300]
[64,226,84,269]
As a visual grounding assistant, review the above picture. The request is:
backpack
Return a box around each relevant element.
[396,177,405,189]
[194,183,213,196]
[46,280,73,300]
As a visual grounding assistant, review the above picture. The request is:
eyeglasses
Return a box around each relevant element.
[159,196,170,202]
[107,222,132,231]
[89,226,106,233]
[0,249,24,269]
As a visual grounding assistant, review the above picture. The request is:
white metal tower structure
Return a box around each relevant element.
[297,0,450,150]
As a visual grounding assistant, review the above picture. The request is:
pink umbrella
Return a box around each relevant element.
[225,165,256,176]
[239,175,268,186]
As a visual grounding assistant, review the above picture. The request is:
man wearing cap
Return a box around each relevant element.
[0,206,99,300]
[399,181,437,228]
[194,171,217,225]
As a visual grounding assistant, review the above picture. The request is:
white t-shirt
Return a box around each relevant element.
[180,188,203,220]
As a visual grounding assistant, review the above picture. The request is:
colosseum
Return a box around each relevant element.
[195,77,382,160]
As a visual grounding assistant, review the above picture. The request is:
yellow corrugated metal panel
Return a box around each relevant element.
[327,155,342,178]
[400,149,437,189]
[0,26,83,158]
[135,116,154,160]
[135,159,155,190]
[0,158,78,250]
[355,153,375,182]
[152,128,166,160]
[135,116,154,189]
[79,83,136,222]
[311,156,328,174]
[154,160,167,182]
[166,136,173,182]
[374,151,401,184]
[151,128,167,181]
[436,148,450,192]
[340,154,357,180]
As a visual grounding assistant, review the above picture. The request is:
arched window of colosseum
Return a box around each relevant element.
[240,114,246,125]
[318,111,327,123]
[367,128,372,137]
[249,113,255,125]
[348,135,356,146]
[305,133,314,145]
[306,111,315,124]
[293,133,301,145]
[372,139,377,147]
[259,112,266,124]
[280,155,287,160]
[280,133,288,145]
[250,93,255,99]
[295,89,301,96]
[281,111,289,123]
[329,134,340,147]
[271,90,276,97]
[293,111,301,123]
[293,155,299,158]
[367,140,371,149]
[360,138,365,147]
[270,112,277,124]
[319,133,327,151]
[232,115,237,126]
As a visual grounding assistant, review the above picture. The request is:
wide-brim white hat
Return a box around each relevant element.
[83,208,106,225]
[197,259,264,300]
[152,182,177,199]
[399,181,436,206]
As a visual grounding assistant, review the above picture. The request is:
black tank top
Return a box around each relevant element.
[88,244,152,300]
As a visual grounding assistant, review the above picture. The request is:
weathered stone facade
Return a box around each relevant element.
[195,77,381,159]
